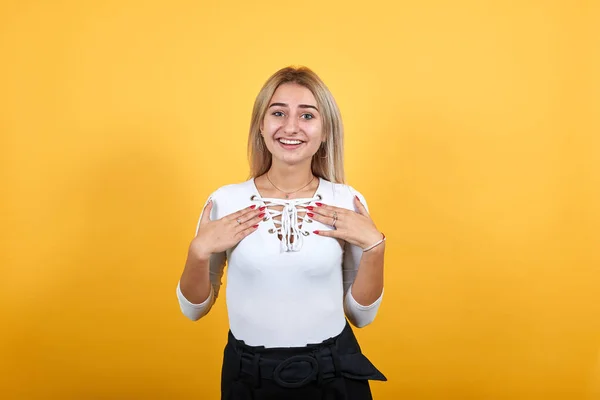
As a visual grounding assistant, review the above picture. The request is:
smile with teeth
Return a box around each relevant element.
[278,138,303,145]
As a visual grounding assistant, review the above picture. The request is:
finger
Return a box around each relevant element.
[308,203,343,217]
[237,223,260,240]
[225,204,259,222]
[307,211,341,228]
[312,229,338,238]
[238,204,265,220]
[237,210,266,230]
[199,200,213,225]
[354,195,369,216]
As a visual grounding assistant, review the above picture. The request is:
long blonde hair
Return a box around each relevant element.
[247,66,345,183]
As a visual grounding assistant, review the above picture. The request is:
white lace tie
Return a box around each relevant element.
[251,196,319,252]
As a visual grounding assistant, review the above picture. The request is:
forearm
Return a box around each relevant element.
[179,251,212,304]
[349,242,385,306]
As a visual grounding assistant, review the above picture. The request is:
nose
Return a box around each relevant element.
[283,115,299,134]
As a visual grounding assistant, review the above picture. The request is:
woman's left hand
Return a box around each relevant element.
[308,196,384,250]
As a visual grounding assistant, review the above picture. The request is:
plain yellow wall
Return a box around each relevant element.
[1,1,599,399]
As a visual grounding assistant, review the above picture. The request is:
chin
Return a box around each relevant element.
[273,154,313,166]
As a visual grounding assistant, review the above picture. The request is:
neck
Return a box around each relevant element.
[267,160,314,192]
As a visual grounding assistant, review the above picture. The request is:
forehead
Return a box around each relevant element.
[270,82,317,105]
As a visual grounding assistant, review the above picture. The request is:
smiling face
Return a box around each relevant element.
[260,82,324,168]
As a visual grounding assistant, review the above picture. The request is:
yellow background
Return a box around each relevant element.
[1,1,598,399]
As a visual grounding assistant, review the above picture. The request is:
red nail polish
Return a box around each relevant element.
[258,213,265,218]
[306,206,314,210]
[313,230,319,234]
[259,206,266,211]
[250,205,256,209]
[316,202,323,206]
[253,224,259,228]
[307,212,314,217]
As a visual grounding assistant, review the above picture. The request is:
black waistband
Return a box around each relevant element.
[225,321,386,389]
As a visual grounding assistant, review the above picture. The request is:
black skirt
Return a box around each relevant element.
[221,321,387,399]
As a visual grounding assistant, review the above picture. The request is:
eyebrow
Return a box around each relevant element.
[268,102,319,111]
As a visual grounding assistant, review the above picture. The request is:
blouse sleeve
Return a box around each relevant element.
[176,191,227,321]
[342,188,384,328]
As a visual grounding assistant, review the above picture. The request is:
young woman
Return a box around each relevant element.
[176,66,387,399]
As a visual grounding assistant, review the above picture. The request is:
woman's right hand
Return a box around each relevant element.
[188,201,264,261]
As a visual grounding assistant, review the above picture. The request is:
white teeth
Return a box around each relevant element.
[279,139,302,145]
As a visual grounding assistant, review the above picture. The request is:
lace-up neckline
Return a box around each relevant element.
[250,177,322,252]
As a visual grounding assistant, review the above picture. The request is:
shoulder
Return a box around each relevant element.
[204,179,256,219]
[209,179,254,199]
[318,179,369,212]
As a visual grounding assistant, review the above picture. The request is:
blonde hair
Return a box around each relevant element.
[247,66,345,183]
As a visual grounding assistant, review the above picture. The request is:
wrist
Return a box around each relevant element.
[362,232,386,252]
[188,246,212,263]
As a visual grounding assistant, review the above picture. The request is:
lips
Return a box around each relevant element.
[278,138,304,145]
[275,137,304,151]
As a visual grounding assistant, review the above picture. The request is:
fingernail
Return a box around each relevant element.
[253,224,259,228]
[258,213,265,218]
[307,213,314,217]
[316,202,323,207]
[355,195,361,201]
[250,205,256,209]
[313,230,320,234]
[259,206,266,211]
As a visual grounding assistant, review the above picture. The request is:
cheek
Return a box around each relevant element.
[263,117,282,132]
[305,122,323,140]
[306,126,324,151]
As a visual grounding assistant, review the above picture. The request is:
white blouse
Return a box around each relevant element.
[176,177,384,347]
